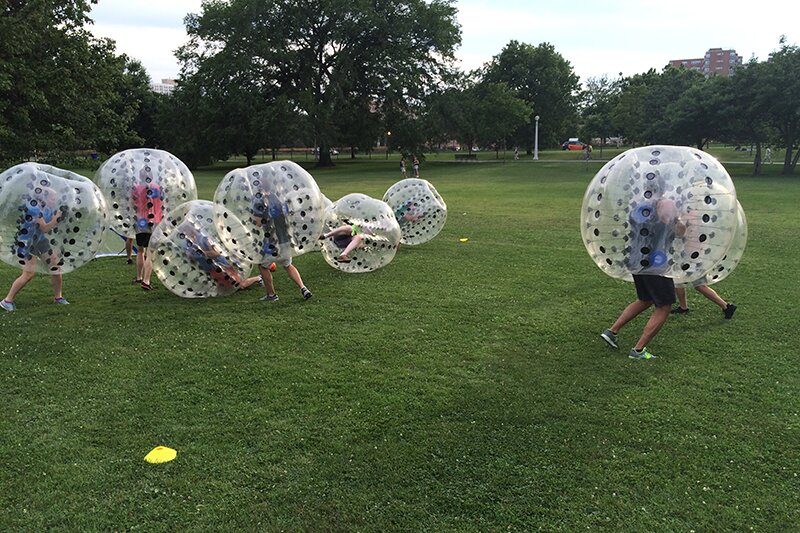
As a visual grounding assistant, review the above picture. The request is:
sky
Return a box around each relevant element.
[88,0,800,85]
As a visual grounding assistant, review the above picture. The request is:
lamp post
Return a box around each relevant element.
[386,131,391,160]
[533,115,540,161]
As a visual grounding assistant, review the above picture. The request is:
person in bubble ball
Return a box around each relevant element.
[178,221,261,291]
[1,187,70,311]
[600,197,686,360]
[131,172,163,291]
[319,220,376,263]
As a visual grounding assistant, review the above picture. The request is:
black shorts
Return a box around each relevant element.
[633,275,675,308]
[135,232,152,248]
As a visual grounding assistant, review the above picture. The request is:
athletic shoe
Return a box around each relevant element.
[1,300,16,312]
[132,278,142,284]
[600,328,618,349]
[629,347,657,360]
[126,258,134,265]
[301,287,313,300]
[54,297,70,305]
[337,254,352,263]
[141,282,153,291]
[724,303,737,320]
[260,293,279,302]
[671,307,690,315]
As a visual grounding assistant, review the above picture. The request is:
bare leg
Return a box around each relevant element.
[4,270,36,303]
[239,275,262,290]
[258,265,276,296]
[136,251,144,281]
[125,238,134,262]
[141,249,153,285]
[51,273,63,300]
[634,305,671,350]
[284,264,305,289]
[324,225,353,239]
[610,299,652,334]
[675,287,688,310]
[338,234,364,260]
[695,285,727,310]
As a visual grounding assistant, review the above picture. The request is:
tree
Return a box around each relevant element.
[483,41,580,152]
[0,0,142,162]
[179,0,461,167]
[667,74,731,150]
[759,38,800,174]
[580,75,622,148]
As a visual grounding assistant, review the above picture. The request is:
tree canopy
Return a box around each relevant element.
[177,0,461,166]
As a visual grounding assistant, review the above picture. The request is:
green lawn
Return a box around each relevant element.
[1,158,798,531]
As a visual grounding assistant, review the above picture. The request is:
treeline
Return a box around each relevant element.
[581,37,800,175]
[2,1,798,175]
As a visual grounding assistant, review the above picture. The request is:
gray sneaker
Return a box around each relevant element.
[301,287,313,300]
[1,299,16,312]
[600,329,618,349]
[629,347,657,360]
[260,293,279,302]
[54,297,70,305]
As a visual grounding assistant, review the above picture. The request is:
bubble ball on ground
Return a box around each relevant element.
[581,145,738,284]
[213,160,326,265]
[0,163,108,274]
[383,178,447,245]
[678,200,747,288]
[320,193,401,273]
[95,148,197,238]
[150,200,255,298]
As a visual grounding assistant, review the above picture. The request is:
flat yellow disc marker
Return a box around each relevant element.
[144,446,177,464]
[459,238,469,243]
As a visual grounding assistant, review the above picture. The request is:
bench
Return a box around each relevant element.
[454,153,477,161]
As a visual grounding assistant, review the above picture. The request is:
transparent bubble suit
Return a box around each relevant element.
[383,178,447,245]
[678,201,747,288]
[150,200,255,298]
[581,146,738,284]
[95,148,197,237]
[320,193,401,273]
[0,163,108,274]
[213,161,325,266]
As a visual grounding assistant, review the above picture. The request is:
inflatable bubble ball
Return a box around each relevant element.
[383,178,447,245]
[150,200,255,298]
[95,148,197,238]
[213,160,326,265]
[679,200,747,288]
[320,193,401,273]
[0,163,108,274]
[581,145,738,284]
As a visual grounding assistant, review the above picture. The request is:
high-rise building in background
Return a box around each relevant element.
[669,48,743,76]
[151,79,177,94]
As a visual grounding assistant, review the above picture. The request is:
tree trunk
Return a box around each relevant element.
[783,145,794,175]
[351,145,356,159]
[791,146,800,174]
[317,139,334,167]
[272,147,277,161]
[753,142,762,176]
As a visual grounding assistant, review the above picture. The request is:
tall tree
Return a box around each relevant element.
[0,0,141,162]
[483,41,580,152]
[759,38,800,174]
[580,75,622,148]
[179,0,461,167]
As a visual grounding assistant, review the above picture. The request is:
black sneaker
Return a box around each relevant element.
[301,287,313,300]
[724,303,737,319]
[671,307,690,315]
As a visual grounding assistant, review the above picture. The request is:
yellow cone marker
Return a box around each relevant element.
[144,446,177,464]
[459,238,469,243]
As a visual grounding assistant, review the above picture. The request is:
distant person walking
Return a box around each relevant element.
[764,147,772,164]
[514,147,519,160]
[400,158,408,179]
[412,157,420,178]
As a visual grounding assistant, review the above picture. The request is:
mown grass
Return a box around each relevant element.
[1,157,798,531]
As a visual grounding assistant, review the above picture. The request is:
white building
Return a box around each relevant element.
[151,79,177,95]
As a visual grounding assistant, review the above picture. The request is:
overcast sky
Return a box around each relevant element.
[88,0,799,85]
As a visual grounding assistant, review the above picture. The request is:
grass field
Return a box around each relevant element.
[1,156,798,531]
